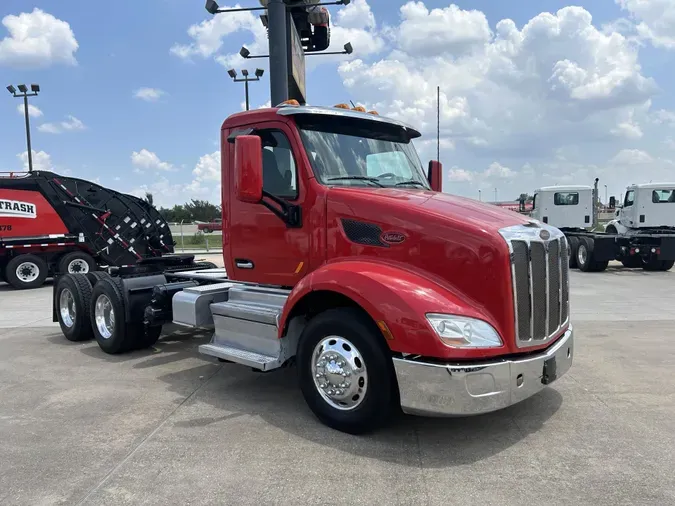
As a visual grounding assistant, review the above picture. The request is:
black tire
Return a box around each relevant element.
[59,251,97,275]
[134,325,163,350]
[86,270,111,286]
[5,254,48,289]
[568,237,579,269]
[643,259,675,272]
[89,277,139,354]
[297,308,397,434]
[576,239,594,272]
[55,274,94,341]
[202,228,211,234]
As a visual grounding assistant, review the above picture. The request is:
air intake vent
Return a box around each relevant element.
[341,219,388,248]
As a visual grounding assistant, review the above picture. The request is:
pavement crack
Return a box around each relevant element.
[74,364,223,506]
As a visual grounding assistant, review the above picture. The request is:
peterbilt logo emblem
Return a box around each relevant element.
[539,230,551,240]
[381,232,406,244]
[0,199,36,219]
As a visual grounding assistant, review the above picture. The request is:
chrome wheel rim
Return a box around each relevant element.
[578,246,587,265]
[59,288,76,328]
[311,336,368,411]
[68,259,90,274]
[16,262,39,283]
[94,294,115,339]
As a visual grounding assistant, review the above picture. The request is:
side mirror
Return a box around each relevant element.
[427,160,443,192]
[234,135,263,203]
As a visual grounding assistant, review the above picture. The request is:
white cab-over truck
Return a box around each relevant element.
[532,183,675,272]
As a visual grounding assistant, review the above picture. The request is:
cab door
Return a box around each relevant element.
[227,122,310,286]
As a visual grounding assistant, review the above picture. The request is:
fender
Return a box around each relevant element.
[278,260,510,360]
[605,219,629,235]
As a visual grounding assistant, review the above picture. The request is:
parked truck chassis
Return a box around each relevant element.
[564,228,675,272]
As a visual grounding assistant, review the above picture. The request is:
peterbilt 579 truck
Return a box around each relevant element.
[53,104,573,433]
[531,183,675,272]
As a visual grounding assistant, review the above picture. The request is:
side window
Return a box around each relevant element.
[259,130,298,199]
[624,190,635,207]
[554,192,579,206]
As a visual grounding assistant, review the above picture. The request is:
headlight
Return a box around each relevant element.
[426,314,503,348]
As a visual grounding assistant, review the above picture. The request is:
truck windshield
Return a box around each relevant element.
[297,116,430,190]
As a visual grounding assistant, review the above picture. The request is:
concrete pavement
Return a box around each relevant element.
[0,266,674,505]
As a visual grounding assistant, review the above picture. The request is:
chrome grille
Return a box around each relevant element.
[500,224,570,348]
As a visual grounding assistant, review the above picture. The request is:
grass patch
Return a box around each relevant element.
[175,233,222,250]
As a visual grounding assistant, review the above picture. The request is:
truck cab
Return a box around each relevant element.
[611,183,675,232]
[53,104,574,433]
[531,185,594,230]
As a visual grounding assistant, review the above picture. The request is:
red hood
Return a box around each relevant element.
[326,187,524,358]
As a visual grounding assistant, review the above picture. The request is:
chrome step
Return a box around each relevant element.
[198,343,279,371]
[199,285,293,371]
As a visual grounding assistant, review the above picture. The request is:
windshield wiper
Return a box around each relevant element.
[326,176,385,187]
[394,180,428,188]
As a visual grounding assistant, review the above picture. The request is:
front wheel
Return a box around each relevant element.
[55,274,94,342]
[296,308,397,434]
[5,254,48,289]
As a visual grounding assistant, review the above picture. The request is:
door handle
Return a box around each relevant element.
[235,259,254,269]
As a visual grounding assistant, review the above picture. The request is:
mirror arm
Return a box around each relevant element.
[261,191,302,228]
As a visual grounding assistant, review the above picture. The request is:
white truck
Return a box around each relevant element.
[531,182,675,272]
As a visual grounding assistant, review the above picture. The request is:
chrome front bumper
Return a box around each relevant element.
[392,327,573,416]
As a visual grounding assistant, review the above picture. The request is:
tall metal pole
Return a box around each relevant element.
[245,78,250,111]
[436,86,440,163]
[268,0,289,106]
[23,94,33,172]
[494,188,498,202]
[478,189,482,202]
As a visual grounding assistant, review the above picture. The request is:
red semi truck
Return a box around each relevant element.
[52,103,573,433]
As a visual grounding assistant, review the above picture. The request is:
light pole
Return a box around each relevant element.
[7,84,40,172]
[478,189,482,201]
[228,68,265,111]
[206,0,352,105]
[604,185,608,205]
[494,188,498,202]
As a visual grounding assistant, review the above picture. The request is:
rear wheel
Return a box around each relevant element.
[567,237,579,269]
[577,239,608,272]
[297,308,397,434]
[134,325,163,350]
[90,277,139,354]
[56,274,94,341]
[59,251,97,275]
[86,270,111,285]
[643,258,675,271]
[5,254,48,289]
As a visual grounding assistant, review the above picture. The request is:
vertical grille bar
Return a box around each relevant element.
[530,242,547,340]
[512,240,531,342]
[547,240,561,334]
[560,238,569,324]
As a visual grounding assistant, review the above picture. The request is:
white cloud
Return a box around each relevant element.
[484,162,515,179]
[0,9,78,68]
[340,5,657,159]
[131,149,176,172]
[610,148,654,165]
[447,168,473,182]
[17,150,52,171]
[395,2,491,57]
[38,115,85,134]
[17,103,43,117]
[617,0,675,49]
[134,88,166,102]
[192,151,220,182]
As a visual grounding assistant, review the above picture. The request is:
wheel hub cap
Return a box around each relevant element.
[16,262,39,283]
[94,294,115,339]
[59,288,76,328]
[311,336,368,411]
[578,247,587,264]
[68,259,89,274]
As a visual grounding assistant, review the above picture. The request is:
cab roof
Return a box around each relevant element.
[222,105,422,139]
[629,182,675,189]
[536,185,593,192]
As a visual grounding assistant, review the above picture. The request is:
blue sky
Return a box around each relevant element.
[2,0,675,206]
